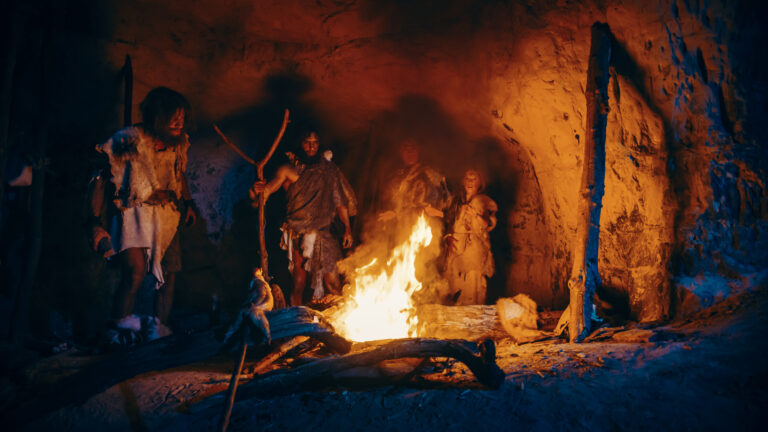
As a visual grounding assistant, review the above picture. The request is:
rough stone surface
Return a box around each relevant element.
[16,0,766,331]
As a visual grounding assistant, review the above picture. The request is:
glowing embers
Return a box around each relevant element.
[330,214,433,342]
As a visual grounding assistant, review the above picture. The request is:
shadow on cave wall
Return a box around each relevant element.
[608,33,680,318]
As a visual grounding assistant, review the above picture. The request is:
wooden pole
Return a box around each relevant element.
[213,109,289,280]
[217,334,248,432]
[256,109,289,279]
[568,22,611,342]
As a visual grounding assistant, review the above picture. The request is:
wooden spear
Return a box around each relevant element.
[213,110,289,432]
[213,108,289,279]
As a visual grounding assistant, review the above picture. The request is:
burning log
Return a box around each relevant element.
[326,300,549,343]
[5,306,349,428]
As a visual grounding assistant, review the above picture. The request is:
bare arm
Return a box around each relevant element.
[180,173,197,226]
[485,198,498,232]
[86,169,111,252]
[88,171,106,224]
[249,165,299,201]
[336,205,353,248]
[486,212,497,232]
[424,204,444,218]
[180,173,193,201]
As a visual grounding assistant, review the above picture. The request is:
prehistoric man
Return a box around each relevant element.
[443,169,497,305]
[375,138,450,302]
[249,131,356,306]
[88,87,197,343]
[378,138,450,225]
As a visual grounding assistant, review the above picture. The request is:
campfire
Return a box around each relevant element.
[329,214,433,342]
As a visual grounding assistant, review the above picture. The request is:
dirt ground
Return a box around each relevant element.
[7,290,768,432]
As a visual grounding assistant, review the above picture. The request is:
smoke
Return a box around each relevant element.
[338,94,516,304]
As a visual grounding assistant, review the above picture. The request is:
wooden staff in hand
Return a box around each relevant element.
[213,108,289,282]
[213,109,289,432]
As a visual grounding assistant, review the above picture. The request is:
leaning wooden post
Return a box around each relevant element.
[568,22,611,342]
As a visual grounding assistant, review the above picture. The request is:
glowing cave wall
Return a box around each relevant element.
[30,0,767,327]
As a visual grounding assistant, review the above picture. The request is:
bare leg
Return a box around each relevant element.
[154,272,175,323]
[290,247,306,306]
[112,247,147,319]
[323,272,342,296]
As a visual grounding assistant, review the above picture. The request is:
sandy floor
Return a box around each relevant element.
[11,291,768,431]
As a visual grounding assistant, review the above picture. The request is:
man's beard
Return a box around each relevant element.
[154,130,187,147]
[299,151,322,166]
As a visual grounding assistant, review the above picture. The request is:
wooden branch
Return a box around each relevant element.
[257,109,289,278]
[568,22,611,342]
[5,306,350,428]
[248,336,309,375]
[230,338,504,403]
[256,109,290,179]
[218,339,248,432]
[213,110,289,286]
[213,124,257,166]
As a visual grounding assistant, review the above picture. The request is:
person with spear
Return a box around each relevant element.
[247,130,357,306]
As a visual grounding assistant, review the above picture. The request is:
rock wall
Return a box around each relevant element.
[14,0,765,332]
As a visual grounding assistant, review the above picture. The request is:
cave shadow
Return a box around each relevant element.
[473,136,517,304]
[606,32,683,319]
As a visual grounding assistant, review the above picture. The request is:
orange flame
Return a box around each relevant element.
[330,214,433,342]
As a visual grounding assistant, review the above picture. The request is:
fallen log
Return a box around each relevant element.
[233,338,505,401]
[247,336,309,375]
[6,306,350,428]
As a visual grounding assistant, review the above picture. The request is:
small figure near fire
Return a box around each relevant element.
[88,87,197,345]
[249,131,357,306]
[442,169,497,305]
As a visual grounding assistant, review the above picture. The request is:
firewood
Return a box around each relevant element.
[5,306,349,428]
[233,338,505,401]
[248,336,309,375]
